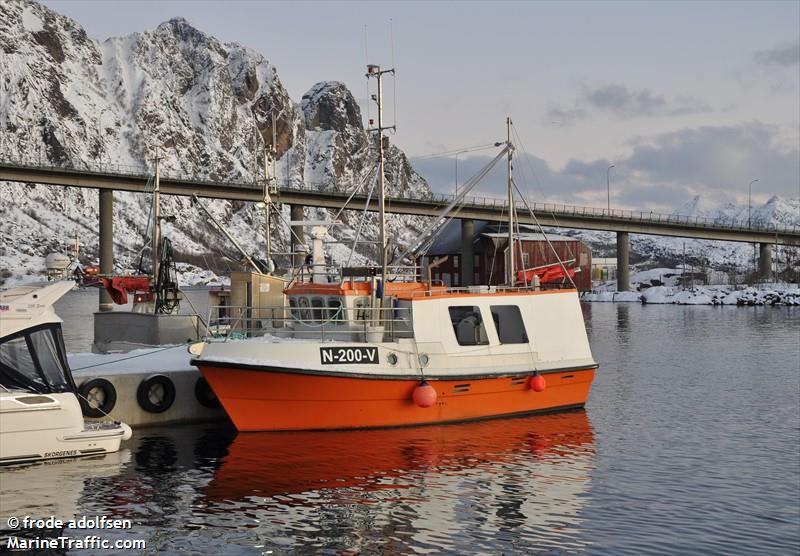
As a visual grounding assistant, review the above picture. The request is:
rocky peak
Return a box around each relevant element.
[301,81,363,132]
[0,1,433,284]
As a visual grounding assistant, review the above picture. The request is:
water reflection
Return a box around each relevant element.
[616,304,631,343]
[0,450,131,553]
[201,411,595,554]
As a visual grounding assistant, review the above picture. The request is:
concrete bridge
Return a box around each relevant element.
[2,158,798,293]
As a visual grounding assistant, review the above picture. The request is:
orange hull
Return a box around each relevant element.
[197,364,595,431]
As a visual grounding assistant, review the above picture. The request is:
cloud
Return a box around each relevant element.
[546,83,712,124]
[754,41,800,67]
[411,122,799,212]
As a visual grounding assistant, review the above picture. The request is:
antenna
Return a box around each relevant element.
[390,19,397,132]
[365,63,396,281]
[363,25,371,125]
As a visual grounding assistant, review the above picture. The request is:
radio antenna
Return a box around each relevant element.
[390,19,397,133]
[363,25,371,124]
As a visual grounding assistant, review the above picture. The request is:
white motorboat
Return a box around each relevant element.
[0,281,132,465]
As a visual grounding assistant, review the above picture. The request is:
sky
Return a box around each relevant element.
[42,0,800,211]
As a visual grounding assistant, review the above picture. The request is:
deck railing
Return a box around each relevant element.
[206,303,414,343]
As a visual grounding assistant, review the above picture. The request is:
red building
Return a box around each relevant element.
[420,222,592,291]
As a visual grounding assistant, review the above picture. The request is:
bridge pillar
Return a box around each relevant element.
[758,243,772,280]
[290,204,305,268]
[460,218,475,287]
[98,189,114,311]
[616,231,630,292]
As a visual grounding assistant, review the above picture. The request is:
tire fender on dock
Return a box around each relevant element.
[194,377,221,408]
[78,378,118,418]
[137,375,176,413]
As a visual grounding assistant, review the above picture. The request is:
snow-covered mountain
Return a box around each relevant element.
[558,194,799,271]
[671,195,800,229]
[0,0,430,285]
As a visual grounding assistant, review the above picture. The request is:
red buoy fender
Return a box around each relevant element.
[530,372,546,392]
[413,381,437,408]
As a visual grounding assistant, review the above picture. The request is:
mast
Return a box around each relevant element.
[506,117,514,285]
[366,64,395,280]
[152,151,161,281]
[263,149,272,272]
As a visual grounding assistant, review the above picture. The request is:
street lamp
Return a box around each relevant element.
[606,164,615,212]
[748,179,759,229]
[454,149,470,197]
[454,142,504,198]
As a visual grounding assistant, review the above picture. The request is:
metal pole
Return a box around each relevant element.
[377,70,387,281]
[455,152,459,198]
[748,179,759,228]
[607,164,615,212]
[98,189,114,311]
[506,117,514,285]
[749,179,758,278]
[152,153,161,281]
[263,150,271,270]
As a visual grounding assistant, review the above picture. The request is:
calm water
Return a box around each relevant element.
[1,292,798,555]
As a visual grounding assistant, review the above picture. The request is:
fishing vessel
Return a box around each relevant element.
[191,65,597,431]
[0,282,132,465]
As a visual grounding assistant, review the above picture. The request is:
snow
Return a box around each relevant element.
[21,5,43,33]
[582,270,800,306]
[69,345,194,375]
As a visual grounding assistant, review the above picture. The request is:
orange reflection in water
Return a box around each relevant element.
[206,410,594,501]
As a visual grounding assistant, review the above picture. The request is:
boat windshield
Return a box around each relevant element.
[0,324,75,394]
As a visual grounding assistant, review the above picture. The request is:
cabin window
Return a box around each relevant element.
[328,298,344,321]
[490,305,528,344]
[448,306,489,346]
[0,325,72,394]
[298,297,312,322]
[311,297,325,322]
[289,298,299,320]
[0,336,41,388]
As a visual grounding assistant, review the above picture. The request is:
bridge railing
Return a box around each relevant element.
[1,155,797,234]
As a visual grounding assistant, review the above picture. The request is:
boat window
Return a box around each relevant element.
[28,327,71,390]
[0,325,73,394]
[448,306,489,346]
[328,298,343,321]
[490,305,529,344]
[289,297,300,320]
[311,297,325,322]
[298,297,312,322]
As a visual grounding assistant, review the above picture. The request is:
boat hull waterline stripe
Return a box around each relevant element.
[191,359,598,381]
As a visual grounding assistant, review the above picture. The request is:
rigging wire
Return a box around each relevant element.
[514,202,529,287]
[324,165,377,235]
[409,143,500,161]
[344,169,380,270]
[487,203,506,285]
[510,123,577,264]
[512,178,576,288]
[395,145,510,264]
